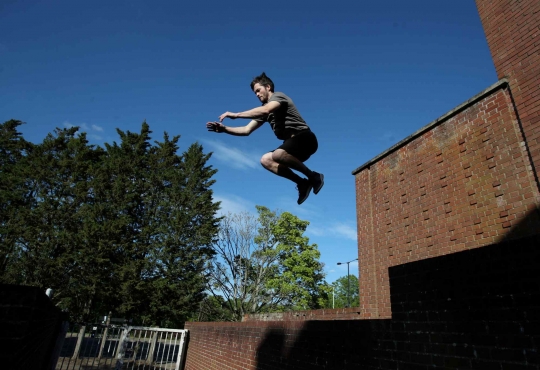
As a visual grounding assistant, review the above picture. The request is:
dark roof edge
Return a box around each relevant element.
[351,78,509,176]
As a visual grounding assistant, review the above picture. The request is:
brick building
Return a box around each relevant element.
[184,1,540,368]
[354,0,540,320]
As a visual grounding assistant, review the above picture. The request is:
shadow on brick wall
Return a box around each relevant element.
[256,206,540,370]
[0,284,67,370]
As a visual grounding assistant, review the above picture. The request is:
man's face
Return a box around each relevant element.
[253,83,272,103]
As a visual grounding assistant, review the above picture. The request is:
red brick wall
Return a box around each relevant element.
[476,0,540,175]
[184,234,540,369]
[353,81,540,319]
[355,168,381,319]
[243,307,362,322]
[184,322,250,370]
[184,321,302,370]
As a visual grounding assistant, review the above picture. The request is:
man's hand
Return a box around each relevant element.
[206,121,225,133]
[219,111,238,122]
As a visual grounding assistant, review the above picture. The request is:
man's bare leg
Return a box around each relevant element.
[271,149,324,195]
[271,149,314,179]
[261,149,323,204]
[260,152,305,184]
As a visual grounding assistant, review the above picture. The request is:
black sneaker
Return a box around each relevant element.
[296,179,313,205]
[310,172,324,195]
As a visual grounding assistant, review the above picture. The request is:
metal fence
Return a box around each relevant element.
[54,324,188,370]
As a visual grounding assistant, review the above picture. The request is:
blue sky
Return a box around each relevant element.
[1,0,497,284]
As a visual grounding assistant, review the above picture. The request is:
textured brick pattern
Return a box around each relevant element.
[476,0,540,176]
[0,284,65,370]
[243,307,362,322]
[387,234,540,370]
[184,321,296,370]
[184,234,540,370]
[354,83,540,319]
[356,169,380,319]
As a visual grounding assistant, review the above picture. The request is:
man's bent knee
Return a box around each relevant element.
[260,153,274,169]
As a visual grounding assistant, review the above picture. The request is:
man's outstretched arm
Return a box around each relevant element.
[206,119,264,136]
[219,101,280,122]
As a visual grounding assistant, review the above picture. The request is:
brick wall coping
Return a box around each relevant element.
[185,320,307,329]
[351,78,509,175]
[243,307,363,322]
[184,308,363,328]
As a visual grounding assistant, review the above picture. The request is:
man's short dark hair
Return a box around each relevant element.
[250,72,274,92]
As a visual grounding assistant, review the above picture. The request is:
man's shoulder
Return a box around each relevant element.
[269,91,291,102]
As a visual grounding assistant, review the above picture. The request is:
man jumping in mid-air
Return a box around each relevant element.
[206,72,324,205]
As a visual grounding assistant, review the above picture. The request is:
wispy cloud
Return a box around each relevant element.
[213,193,255,217]
[63,121,90,131]
[306,225,326,237]
[332,223,357,241]
[202,139,260,170]
[306,221,357,241]
[63,121,105,140]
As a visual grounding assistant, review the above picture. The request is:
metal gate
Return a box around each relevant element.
[54,324,188,370]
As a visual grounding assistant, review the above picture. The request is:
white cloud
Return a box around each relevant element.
[63,121,105,141]
[63,121,104,133]
[306,221,358,241]
[213,193,255,217]
[306,225,326,237]
[202,139,260,171]
[332,223,357,241]
[63,121,88,131]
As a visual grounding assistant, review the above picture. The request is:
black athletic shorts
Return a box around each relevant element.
[274,129,318,162]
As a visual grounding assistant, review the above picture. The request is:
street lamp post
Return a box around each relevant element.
[337,258,358,307]
[332,285,335,309]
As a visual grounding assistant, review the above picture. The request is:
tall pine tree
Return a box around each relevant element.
[0,120,220,325]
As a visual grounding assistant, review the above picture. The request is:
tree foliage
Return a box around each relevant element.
[327,274,359,308]
[0,120,220,326]
[0,120,33,279]
[207,206,328,321]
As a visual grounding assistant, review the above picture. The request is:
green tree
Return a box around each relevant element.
[192,295,235,322]
[208,206,328,321]
[266,209,328,310]
[143,138,220,327]
[327,275,359,308]
[0,120,32,280]
[86,123,220,326]
[6,125,114,320]
[0,121,220,326]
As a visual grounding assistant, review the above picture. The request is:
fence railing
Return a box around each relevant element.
[54,323,188,370]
